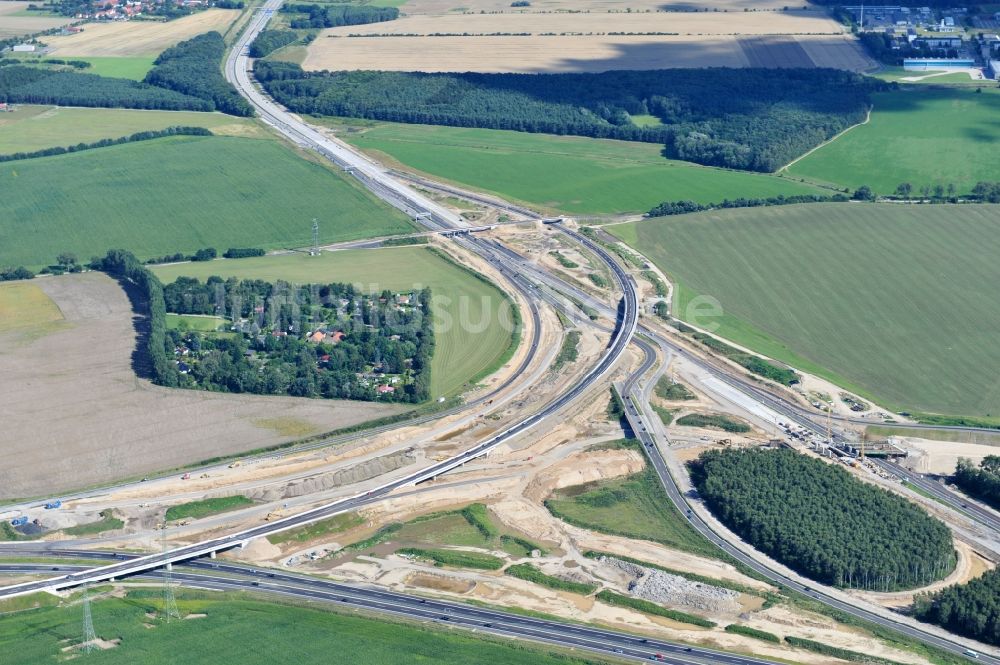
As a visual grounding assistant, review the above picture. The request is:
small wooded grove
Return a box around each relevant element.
[689,448,955,591]
[914,567,1000,647]
[952,456,1000,511]
[249,29,299,58]
[280,3,399,29]
[254,62,881,172]
[92,251,433,403]
[0,65,211,110]
[145,32,253,116]
[162,277,434,402]
[0,32,250,115]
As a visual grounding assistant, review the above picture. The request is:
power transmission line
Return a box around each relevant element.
[81,582,97,654]
[160,530,180,622]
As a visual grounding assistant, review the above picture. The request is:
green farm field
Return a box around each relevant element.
[0,590,609,665]
[73,56,156,79]
[787,88,1000,195]
[335,121,825,215]
[610,204,1000,419]
[152,247,517,398]
[0,105,261,154]
[0,135,415,268]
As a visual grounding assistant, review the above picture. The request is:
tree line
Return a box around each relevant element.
[952,456,1000,511]
[0,64,210,110]
[249,29,299,58]
[913,567,1000,647]
[689,448,956,591]
[647,193,849,218]
[0,31,253,115]
[254,62,881,172]
[280,3,399,29]
[145,32,253,117]
[92,250,177,387]
[0,126,211,163]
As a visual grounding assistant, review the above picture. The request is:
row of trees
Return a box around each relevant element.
[249,29,299,58]
[280,3,399,29]
[0,266,34,282]
[913,568,1000,647]
[0,64,210,110]
[952,457,1000,511]
[852,181,1000,203]
[92,250,177,386]
[0,126,211,163]
[145,32,253,116]
[689,448,956,591]
[647,193,848,218]
[254,62,880,172]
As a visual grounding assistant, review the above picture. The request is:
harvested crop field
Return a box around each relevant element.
[322,11,843,36]
[304,34,871,72]
[302,9,870,73]
[41,9,239,57]
[304,35,869,73]
[398,0,798,13]
[0,2,71,39]
[0,272,403,499]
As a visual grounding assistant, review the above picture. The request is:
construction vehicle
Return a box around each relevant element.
[44,500,62,510]
[10,516,27,527]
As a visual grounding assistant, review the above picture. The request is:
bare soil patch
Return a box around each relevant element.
[42,10,239,57]
[0,272,403,498]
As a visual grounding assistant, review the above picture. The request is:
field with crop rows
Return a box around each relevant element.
[339,122,823,215]
[610,203,1000,418]
[787,89,1000,194]
[0,135,414,268]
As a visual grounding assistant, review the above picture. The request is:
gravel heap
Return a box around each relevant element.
[600,556,741,614]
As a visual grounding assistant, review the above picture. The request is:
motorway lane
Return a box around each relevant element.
[0,556,777,665]
[618,341,999,664]
[395,173,1000,536]
[0,0,641,600]
[0,219,637,600]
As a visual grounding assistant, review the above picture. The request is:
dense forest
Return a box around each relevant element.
[145,32,253,116]
[952,457,1000,511]
[254,63,880,172]
[249,29,299,58]
[0,65,209,110]
[689,448,955,590]
[280,3,399,29]
[161,277,433,402]
[913,568,1000,647]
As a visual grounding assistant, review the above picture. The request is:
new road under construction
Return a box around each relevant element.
[2,4,999,665]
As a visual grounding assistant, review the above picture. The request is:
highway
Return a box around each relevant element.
[0,249,634,600]
[617,339,999,664]
[0,553,780,665]
[0,5,991,664]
